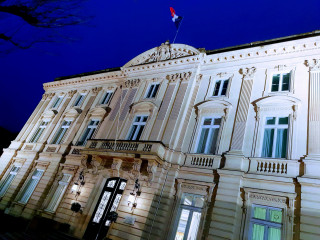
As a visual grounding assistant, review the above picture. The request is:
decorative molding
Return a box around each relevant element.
[240,67,256,80]
[131,158,142,180]
[67,90,77,98]
[305,59,320,71]
[124,79,141,88]
[147,160,157,184]
[34,160,50,169]
[166,71,192,82]
[196,74,203,84]
[111,158,122,177]
[248,192,286,204]
[91,87,102,95]
[42,92,55,100]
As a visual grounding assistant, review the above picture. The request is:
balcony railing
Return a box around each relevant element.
[185,153,221,169]
[82,139,166,160]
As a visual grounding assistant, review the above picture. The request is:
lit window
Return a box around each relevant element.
[261,117,288,158]
[29,121,49,143]
[51,96,63,108]
[0,166,20,197]
[249,205,283,240]
[77,120,100,146]
[196,117,221,154]
[100,91,113,105]
[213,79,229,96]
[174,194,204,240]
[127,116,148,141]
[271,73,290,92]
[17,169,44,204]
[74,94,86,107]
[51,120,72,144]
[45,174,72,212]
[145,83,160,98]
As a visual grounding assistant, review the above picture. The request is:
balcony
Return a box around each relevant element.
[81,139,166,161]
[184,153,221,169]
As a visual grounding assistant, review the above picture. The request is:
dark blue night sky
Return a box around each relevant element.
[1,0,319,132]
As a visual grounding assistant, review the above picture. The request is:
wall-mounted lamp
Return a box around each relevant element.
[127,179,141,210]
[71,171,85,197]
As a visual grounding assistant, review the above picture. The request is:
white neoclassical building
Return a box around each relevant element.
[1,31,320,240]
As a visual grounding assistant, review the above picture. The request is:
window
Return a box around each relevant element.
[249,204,283,240]
[127,116,148,141]
[17,169,44,204]
[271,73,290,92]
[45,174,72,212]
[196,117,221,154]
[77,120,100,146]
[261,117,288,158]
[29,121,49,143]
[74,94,86,107]
[0,166,20,197]
[174,193,204,240]
[100,91,113,105]
[213,79,229,96]
[51,120,72,144]
[51,96,63,108]
[145,83,160,98]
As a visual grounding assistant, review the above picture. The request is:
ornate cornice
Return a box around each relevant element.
[124,79,141,88]
[67,90,77,98]
[240,67,256,80]
[305,59,320,71]
[91,87,102,95]
[166,71,192,82]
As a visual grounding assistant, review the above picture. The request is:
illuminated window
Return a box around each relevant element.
[51,120,72,144]
[0,166,20,197]
[29,121,49,143]
[196,117,221,154]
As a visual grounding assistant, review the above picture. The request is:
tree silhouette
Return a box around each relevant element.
[0,0,88,52]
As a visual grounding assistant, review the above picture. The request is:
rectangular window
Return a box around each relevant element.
[145,83,160,98]
[0,166,20,197]
[51,120,72,144]
[127,116,148,141]
[29,121,49,143]
[271,73,290,92]
[196,118,221,154]
[213,79,229,97]
[74,94,85,107]
[100,91,113,105]
[17,169,44,204]
[51,96,63,108]
[249,204,283,240]
[174,194,204,240]
[45,174,72,212]
[77,120,100,146]
[261,117,288,158]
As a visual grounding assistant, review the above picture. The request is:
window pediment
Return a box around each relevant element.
[42,109,57,121]
[64,108,81,119]
[88,107,108,119]
[195,99,232,116]
[130,101,158,116]
[253,95,300,112]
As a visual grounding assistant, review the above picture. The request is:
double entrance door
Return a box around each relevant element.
[83,177,127,240]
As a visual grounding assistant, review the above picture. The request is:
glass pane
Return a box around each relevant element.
[135,125,145,140]
[186,211,201,240]
[0,174,15,197]
[266,117,276,125]
[52,127,64,144]
[269,209,282,223]
[261,129,274,158]
[119,182,126,190]
[253,206,267,220]
[152,84,160,98]
[221,80,229,96]
[175,209,190,240]
[213,118,221,125]
[268,227,281,240]
[107,180,116,188]
[146,85,154,98]
[142,116,148,122]
[183,195,193,205]
[196,129,209,153]
[275,129,287,158]
[128,125,137,140]
[203,118,212,125]
[110,194,122,212]
[252,224,265,240]
[208,128,219,154]
[281,73,290,91]
[278,117,288,125]
[213,81,221,96]
[136,116,141,122]
[194,196,204,208]
[271,74,280,92]
[93,191,111,223]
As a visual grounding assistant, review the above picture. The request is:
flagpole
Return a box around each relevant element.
[173,17,183,44]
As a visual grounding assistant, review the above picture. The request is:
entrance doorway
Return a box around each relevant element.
[83,177,127,240]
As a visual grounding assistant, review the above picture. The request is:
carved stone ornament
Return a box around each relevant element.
[124,41,199,67]
[147,160,157,184]
[124,79,141,88]
[42,92,55,100]
[131,159,142,180]
[240,67,256,80]
[305,59,320,71]
[68,90,77,98]
[166,71,192,82]
[196,74,203,83]
[111,158,122,177]
[248,192,287,204]
[91,87,102,95]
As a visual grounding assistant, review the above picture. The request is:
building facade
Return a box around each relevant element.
[1,32,320,240]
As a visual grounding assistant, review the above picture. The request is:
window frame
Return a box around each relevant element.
[76,119,100,146]
[126,115,148,141]
[260,116,289,159]
[145,83,160,99]
[100,91,114,105]
[194,117,222,154]
[51,120,72,145]
[29,120,49,143]
[270,72,291,93]
[74,93,86,107]
[51,95,63,109]
[0,165,20,197]
[212,78,230,97]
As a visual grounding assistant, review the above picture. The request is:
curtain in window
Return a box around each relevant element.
[208,128,219,154]
[0,173,15,197]
[187,211,201,240]
[275,129,287,158]
[254,207,266,219]
[252,224,265,240]
[175,209,190,240]
[196,129,209,153]
[261,129,274,157]
[268,227,281,240]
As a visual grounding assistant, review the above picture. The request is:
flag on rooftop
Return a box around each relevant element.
[170,7,183,29]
